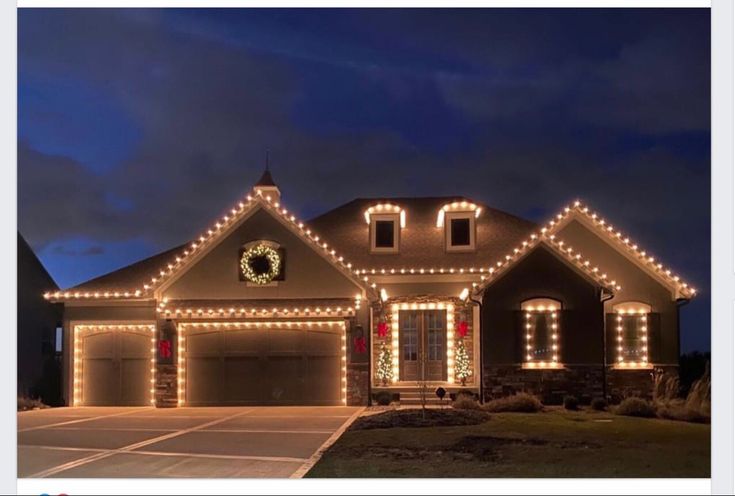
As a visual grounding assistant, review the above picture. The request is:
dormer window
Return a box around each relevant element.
[365,203,404,253]
[437,201,481,252]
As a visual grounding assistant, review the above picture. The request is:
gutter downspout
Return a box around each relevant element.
[600,288,615,400]
[675,297,690,367]
[469,294,484,403]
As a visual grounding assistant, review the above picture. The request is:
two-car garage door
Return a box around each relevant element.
[181,323,344,406]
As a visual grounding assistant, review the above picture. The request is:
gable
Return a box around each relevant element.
[162,207,364,300]
[556,218,682,302]
[477,242,609,298]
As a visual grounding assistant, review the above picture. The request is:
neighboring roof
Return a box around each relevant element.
[308,197,538,271]
[18,232,58,291]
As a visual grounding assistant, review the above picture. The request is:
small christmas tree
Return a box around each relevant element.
[455,338,471,386]
[376,342,394,386]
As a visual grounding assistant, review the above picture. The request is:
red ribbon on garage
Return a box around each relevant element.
[353,336,367,354]
[158,339,172,358]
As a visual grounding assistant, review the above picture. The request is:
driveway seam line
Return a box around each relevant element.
[19,445,307,464]
[27,408,255,478]
[289,407,365,479]
[18,407,153,433]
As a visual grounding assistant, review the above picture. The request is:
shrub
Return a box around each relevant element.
[375,391,392,406]
[591,398,608,411]
[456,388,476,399]
[17,397,48,412]
[484,393,542,413]
[656,401,709,424]
[563,395,579,410]
[452,394,481,410]
[615,397,656,418]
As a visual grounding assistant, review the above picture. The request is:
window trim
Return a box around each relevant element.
[370,213,400,254]
[521,298,563,369]
[444,211,476,252]
[612,301,653,370]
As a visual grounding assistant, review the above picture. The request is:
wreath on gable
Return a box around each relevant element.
[240,244,281,285]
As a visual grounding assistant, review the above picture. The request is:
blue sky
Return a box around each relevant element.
[17,8,710,351]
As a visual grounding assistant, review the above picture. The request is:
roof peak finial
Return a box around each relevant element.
[254,151,278,191]
[265,149,270,172]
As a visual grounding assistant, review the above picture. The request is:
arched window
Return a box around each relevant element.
[521,298,562,369]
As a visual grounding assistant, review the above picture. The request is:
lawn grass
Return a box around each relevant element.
[306,408,710,478]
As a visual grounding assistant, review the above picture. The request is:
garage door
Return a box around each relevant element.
[181,322,344,406]
[76,325,154,406]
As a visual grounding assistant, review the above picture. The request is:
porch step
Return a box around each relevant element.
[399,392,449,405]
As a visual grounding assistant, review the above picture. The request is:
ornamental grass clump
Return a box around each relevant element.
[484,392,542,413]
[615,397,656,418]
[654,363,710,423]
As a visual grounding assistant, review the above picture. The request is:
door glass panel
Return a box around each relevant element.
[401,311,418,361]
[426,311,445,361]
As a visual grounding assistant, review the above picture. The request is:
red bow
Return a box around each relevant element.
[458,321,469,338]
[377,322,388,338]
[158,339,172,359]
[353,336,367,354]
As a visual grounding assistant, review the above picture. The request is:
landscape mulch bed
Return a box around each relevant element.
[350,408,491,431]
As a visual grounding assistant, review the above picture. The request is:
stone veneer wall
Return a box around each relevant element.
[155,364,178,408]
[483,365,677,404]
[346,363,369,405]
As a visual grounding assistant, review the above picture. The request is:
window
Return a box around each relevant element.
[521,298,561,369]
[370,213,401,253]
[375,220,395,248]
[55,326,63,353]
[451,218,471,246]
[613,302,651,369]
[444,212,476,251]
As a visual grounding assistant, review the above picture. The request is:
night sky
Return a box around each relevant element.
[18,8,710,352]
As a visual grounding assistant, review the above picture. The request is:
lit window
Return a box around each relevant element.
[521,299,562,369]
[613,302,651,369]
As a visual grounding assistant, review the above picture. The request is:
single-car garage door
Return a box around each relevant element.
[181,322,344,406]
[76,324,155,406]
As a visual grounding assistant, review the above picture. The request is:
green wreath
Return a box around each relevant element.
[240,244,281,284]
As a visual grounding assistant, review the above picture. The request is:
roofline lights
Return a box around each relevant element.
[364,203,406,228]
[436,201,482,228]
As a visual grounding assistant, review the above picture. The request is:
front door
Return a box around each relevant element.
[399,310,447,382]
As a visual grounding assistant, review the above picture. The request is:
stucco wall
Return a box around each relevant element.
[481,246,605,366]
[556,218,681,364]
[163,208,363,300]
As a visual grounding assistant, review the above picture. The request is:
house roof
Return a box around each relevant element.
[308,197,538,272]
[255,167,277,187]
[46,192,694,302]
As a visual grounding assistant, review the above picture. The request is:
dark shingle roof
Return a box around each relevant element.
[69,244,186,292]
[68,196,536,292]
[308,197,537,271]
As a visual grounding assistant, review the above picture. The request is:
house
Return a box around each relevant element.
[44,169,696,407]
[18,232,63,405]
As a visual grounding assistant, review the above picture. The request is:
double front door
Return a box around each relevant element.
[399,310,447,382]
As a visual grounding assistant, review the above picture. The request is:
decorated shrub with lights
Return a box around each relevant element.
[376,341,394,386]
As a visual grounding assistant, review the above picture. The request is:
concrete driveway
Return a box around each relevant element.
[18,406,362,478]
